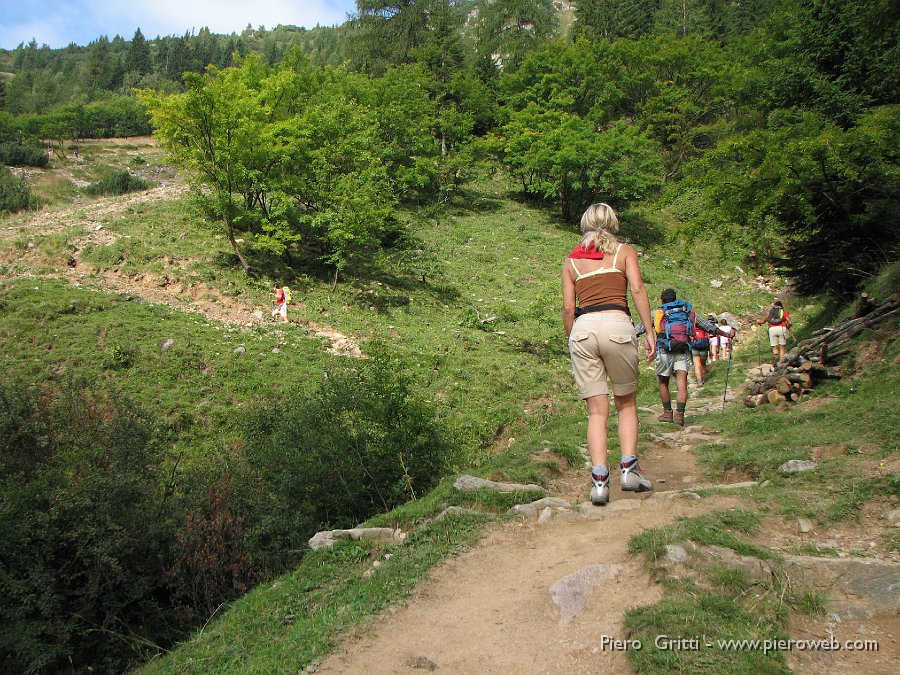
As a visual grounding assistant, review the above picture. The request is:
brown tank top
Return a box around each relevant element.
[570,244,627,309]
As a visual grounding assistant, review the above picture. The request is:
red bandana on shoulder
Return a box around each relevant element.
[568,244,605,259]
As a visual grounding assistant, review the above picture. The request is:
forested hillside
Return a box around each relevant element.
[1,1,898,672]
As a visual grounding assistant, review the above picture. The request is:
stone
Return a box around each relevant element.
[453,475,544,494]
[433,506,480,522]
[405,656,438,671]
[160,338,175,351]
[508,497,572,517]
[798,518,814,534]
[784,555,900,618]
[538,507,554,525]
[665,544,689,564]
[607,499,641,512]
[233,346,246,355]
[308,527,404,551]
[710,279,723,288]
[705,545,775,582]
[682,476,695,484]
[550,564,622,624]
[272,347,281,354]
[778,459,817,474]
[251,309,264,320]
[887,509,900,526]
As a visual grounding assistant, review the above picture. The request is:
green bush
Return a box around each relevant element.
[0,380,178,673]
[0,141,49,168]
[83,168,152,196]
[238,353,456,568]
[0,166,33,213]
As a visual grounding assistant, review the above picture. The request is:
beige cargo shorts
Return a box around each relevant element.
[568,312,638,399]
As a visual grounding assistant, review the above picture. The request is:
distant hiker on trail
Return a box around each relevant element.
[562,202,656,505]
[717,317,735,360]
[271,285,291,323]
[653,289,725,426]
[690,314,715,386]
[761,299,792,364]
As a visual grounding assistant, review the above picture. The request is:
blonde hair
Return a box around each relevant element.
[578,202,620,255]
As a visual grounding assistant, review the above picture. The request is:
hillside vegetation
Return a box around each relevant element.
[0,1,898,672]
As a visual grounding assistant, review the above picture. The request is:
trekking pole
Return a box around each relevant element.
[722,345,734,412]
[757,325,762,366]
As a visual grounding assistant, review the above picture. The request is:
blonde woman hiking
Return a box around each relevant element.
[562,203,656,505]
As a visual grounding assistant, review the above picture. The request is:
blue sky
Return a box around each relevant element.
[0,1,358,50]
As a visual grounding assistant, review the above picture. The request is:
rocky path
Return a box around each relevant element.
[314,413,898,674]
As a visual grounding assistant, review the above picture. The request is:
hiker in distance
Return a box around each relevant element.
[271,285,291,323]
[761,298,792,364]
[562,202,656,506]
[653,289,727,426]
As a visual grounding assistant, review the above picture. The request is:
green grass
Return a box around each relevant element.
[628,509,772,561]
[625,511,827,674]
[6,152,894,672]
[690,328,899,522]
[142,514,487,674]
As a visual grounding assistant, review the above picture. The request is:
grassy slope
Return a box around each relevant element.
[3,143,895,672]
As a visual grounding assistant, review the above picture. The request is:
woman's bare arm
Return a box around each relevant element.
[562,260,577,336]
[623,245,656,361]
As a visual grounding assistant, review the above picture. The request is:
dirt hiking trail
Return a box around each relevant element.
[1,181,362,356]
[315,408,899,675]
[316,435,730,675]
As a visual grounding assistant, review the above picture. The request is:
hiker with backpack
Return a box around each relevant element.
[690,314,715,386]
[271,285,291,323]
[761,299,792,364]
[563,203,656,505]
[653,289,725,426]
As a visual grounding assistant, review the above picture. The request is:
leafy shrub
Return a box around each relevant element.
[0,380,179,673]
[0,166,33,213]
[83,168,151,196]
[238,353,456,568]
[0,141,49,167]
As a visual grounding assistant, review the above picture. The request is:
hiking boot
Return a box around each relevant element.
[620,457,653,492]
[673,410,685,426]
[657,409,674,423]
[590,471,610,506]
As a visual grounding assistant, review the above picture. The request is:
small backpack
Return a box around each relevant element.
[658,300,694,353]
[282,287,292,304]
[767,305,784,325]
[691,327,711,351]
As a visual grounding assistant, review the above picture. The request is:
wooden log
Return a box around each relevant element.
[767,389,786,404]
[777,377,793,395]
[787,373,812,386]
[789,392,801,401]
[744,393,767,408]
[800,360,814,371]
[825,348,851,361]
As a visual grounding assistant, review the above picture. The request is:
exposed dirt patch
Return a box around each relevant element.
[753,499,900,562]
[786,611,899,675]
[851,336,890,375]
